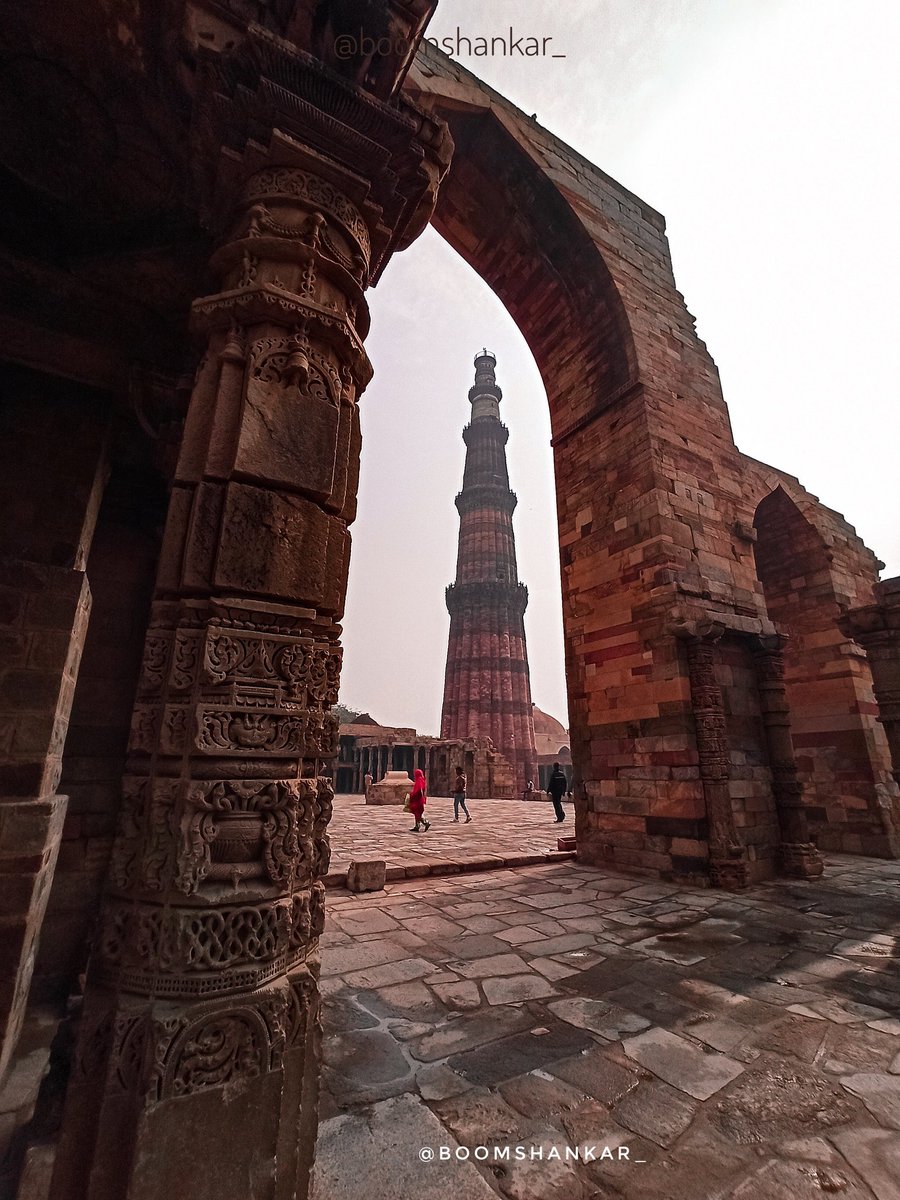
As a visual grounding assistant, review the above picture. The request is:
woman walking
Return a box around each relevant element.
[409,767,430,832]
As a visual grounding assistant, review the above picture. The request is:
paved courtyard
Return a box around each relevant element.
[313,854,900,1200]
[328,793,575,877]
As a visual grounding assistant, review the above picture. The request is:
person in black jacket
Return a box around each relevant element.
[546,762,568,823]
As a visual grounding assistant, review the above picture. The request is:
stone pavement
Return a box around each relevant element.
[327,793,576,883]
[312,854,900,1200]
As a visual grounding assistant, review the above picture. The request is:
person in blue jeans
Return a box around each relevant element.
[453,766,472,823]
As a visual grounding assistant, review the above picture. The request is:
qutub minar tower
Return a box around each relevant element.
[441,351,538,792]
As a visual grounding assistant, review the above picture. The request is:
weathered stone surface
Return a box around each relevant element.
[549,998,651,1041]
[494,1131,587,1200]
[498,1071,590,1121]
[407,1008,533,1063]
[312,1095,498,1200]
[432,981,482,1012]
[750,1016,827,1064]
[682,1016,748,1053]
[322,1028,413,1103]
[839,1073,900,1130]
[432,1087,522,1145]
[712,1063,863,1142]
[321,938,413,977]
[831,1128,900,1200]
[347,860,386,893]
[415,1063,474,1102]
[343,957,435,991]
[612,1079,697,1147]
[550,1047,641,1106]
[361,981,447,1025]
[622,1028,744,1100]
[322,994,380,1036]
[482,974,556,1005]
[728,1159,873,1200]
[449,1022,596,1087]
[451,953,530,979]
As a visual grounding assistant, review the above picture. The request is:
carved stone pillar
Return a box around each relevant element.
[684,635,750,889]
[50,28,449,1200]
[753,635,824,878]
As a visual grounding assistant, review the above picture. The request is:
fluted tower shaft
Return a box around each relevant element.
[441,352,537,793]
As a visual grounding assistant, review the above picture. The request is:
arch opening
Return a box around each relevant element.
[753,485,897,855]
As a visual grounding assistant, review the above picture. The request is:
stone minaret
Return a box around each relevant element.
[441,350,538,792]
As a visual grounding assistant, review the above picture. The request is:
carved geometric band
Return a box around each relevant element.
[204,629,340,701]
[97,889,324,977]
[194,707,339,757]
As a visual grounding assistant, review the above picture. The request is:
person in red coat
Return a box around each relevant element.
[409,768,430,832]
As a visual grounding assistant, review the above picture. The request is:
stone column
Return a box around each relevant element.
[753,635,824,878]
[50,28,449,1200]
[683,634,750,889]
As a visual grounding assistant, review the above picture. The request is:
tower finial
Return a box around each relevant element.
[469,349,502,416]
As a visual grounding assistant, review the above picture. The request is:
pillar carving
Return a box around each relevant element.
[684,634,750,890]
[51,27,449,1200]
[753,635,824,878]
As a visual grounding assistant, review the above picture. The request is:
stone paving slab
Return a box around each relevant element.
[314,852,900,1199]
[313,1094,498,1200]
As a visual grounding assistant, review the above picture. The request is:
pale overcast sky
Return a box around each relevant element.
[339,0,899,735]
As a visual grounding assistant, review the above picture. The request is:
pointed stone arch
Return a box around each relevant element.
[406,46,827,884]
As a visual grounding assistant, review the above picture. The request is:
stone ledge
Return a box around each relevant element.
[346,860,385,893]
[323,849,577,889]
